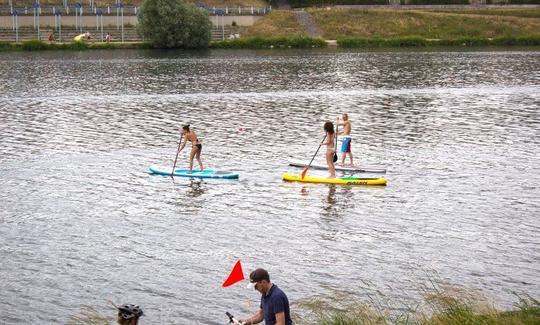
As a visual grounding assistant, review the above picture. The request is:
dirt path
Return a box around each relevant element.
[294,10,322,38]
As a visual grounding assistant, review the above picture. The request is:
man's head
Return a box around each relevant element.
[342,113,348,121]
[248,268,272,294]
[117,304,143,325]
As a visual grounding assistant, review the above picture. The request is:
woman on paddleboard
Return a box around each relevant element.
[179,125,204,173]
[323,122,336,179]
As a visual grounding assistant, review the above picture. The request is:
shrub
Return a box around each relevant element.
[291,0,388,7]
[401,0,468,4]
[211,36,327,49]
[337,36,429,47]
[21,40,49,51]
[137,0,212,48]
[0,41,13,51]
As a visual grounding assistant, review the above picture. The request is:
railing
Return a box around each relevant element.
[202,6,272,15]
[0,4,272,16]
[0,4,140,15]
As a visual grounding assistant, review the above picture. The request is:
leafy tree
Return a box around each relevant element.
[137,0,212,48]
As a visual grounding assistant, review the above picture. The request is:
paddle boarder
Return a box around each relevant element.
[178,124,204,173]
[323,121,336,179]
[336,113,353,166]
[240,268,293,325]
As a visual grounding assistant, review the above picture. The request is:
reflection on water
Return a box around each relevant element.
[0,49,539,324]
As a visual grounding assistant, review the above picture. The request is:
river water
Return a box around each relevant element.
[0,49,539,324]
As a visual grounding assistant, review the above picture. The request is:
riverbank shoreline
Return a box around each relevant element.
[2,35,540,51]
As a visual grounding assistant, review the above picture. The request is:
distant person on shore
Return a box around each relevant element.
[117,304,143,325]
[336,113,353,166]
[323,121,336,179]
[48,31,55,43]
[105,33,111,43]
[178,124,204,173]
[240,268,293,325]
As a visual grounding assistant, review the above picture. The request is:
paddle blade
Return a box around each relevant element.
[222,260,245,288]
[333,153,338,163]
[301,166,309,179]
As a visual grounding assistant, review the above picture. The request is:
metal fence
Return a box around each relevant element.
[0,3,272,16]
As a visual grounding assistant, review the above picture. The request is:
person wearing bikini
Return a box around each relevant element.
[178,124,204,173]
[322,121,336,179]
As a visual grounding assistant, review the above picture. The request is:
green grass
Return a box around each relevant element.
[293,286,540,325]
[62,283,539,325]
[244,8,540,41]
[0,41,13,51]
[241,10,308,38]
[427,8,540,18]
[211,36,327,48]
[0,40,153,51]
[308,8,540,39]
[337,35,540,47]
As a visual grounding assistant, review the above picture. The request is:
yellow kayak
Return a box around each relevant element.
[282,173,387,186]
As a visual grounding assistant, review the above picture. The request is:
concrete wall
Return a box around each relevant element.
[0,14,261,28]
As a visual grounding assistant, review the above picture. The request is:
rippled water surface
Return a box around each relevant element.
[1,49,539,324]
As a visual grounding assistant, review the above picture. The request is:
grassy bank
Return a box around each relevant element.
[68,287,540,324]
[337,35,540,47]
[211,36,327,48]
[292,286,540,325]
[309,8,540,39]
[0,40,152,51]
[0,37,326,51]
[243,8,540,45]
[240,10,307,38]
[428,8,540,18]
[312,295,540,324]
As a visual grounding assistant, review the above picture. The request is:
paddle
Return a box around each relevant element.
[171,133,183,177]
[301,134,327,179]
[334,122,338,163]
[226,312,243,325]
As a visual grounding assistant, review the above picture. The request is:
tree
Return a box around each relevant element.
[137,0,212,48]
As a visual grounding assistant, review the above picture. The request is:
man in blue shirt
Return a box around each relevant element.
[240,268,293,325]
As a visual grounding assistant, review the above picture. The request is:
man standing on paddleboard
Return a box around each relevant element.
[336,113,353,166]
[178,125,204,173]
[240,268,293,325]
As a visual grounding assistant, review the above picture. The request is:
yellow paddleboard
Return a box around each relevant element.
[73,34,86,42]
[282,173,387,186]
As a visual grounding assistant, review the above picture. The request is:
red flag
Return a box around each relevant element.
[222,260,245,288]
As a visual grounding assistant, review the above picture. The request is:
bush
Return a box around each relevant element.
[0,41,13,51]
[291,0,387,7]
[401,0,468,4]
[487,0,540,3]
[21,40,49,51]
[492,36,540,46]
[68,41,90,50]
[211,36,327,49]
[337,36,429,47]
[137,0,212,48]
[338,36,540,47]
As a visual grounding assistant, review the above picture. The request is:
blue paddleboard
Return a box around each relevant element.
[149,165,239,179]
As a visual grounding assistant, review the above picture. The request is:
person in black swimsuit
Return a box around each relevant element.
[179,125,204,173]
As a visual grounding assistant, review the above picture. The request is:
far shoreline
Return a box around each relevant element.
[1,35,540,52]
